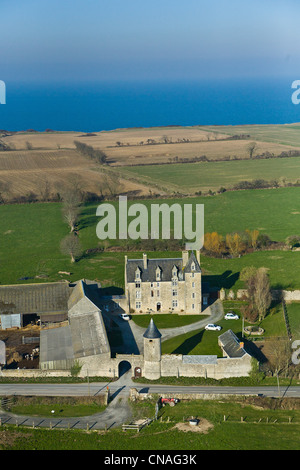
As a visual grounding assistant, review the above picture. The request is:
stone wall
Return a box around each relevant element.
[160,354,252,380]
[235,289,300,302]
[0,368,71,378]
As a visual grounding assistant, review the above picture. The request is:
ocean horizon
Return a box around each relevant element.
[0,77,299,132]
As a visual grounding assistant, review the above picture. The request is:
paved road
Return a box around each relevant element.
[1,372,299,430]
[1,382,299,399]
[0,371,135,431]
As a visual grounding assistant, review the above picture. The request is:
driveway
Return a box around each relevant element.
[128,299,224,353]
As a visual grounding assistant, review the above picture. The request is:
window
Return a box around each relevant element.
[136,290,141,299]
[192,292,195,299]
[151,290,154,297]
[136,301,141,309]
[172,289,177,297]
[192,304,195,309]
[172,279,178,287]
[157,290,160,297]
[135,268,141,280]
[156,282,160,287]
[172,300,178,308]
[135,282,141,288]
[192,282,195,288]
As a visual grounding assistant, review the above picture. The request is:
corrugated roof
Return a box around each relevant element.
[0,282,70,315]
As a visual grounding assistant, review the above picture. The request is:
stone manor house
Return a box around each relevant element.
[0,251,253,379]
[125,250,209,314]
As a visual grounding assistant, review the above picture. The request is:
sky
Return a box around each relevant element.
[1,0,300,82]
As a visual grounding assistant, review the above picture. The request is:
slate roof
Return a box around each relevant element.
[0,282,70,315]
[218,329,248,358]
[183,355,218,364]
[143,318,162,339]
[126,252,201,283]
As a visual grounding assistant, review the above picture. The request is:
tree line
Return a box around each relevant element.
[73,140,107,164]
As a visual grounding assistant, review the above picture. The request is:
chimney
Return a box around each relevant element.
[143,253,148,270]
[196,250,200,265]
[182,250,189,267]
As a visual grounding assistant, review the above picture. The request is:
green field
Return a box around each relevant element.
[202,123,300,147]
[120,155,300,193]
[79,187,300,242]
[1,188,300,290]
[2,398,300,450]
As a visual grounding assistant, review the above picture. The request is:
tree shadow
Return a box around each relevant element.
[171,329,205,355]
[242,338,268,364]
[99,286,124,296]
[203,270,240,290]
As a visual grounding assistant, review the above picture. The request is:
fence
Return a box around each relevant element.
[282,300,292,340]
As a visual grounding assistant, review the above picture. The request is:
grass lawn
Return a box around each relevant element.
[132,314,209,329]
[161,304,288,356]
[10,402,106,418]
[161,318,242,356]
[3,398,300,450]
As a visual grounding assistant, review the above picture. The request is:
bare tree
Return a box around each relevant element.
[102,173,123,198]
[60,234,83,263]
[253,268,272,321]
[247,141,258,159]
[38,178,52,202]
[62,203,81,233]
[268,338,292,379]
[0,180,11,203]
[60,186,83,232]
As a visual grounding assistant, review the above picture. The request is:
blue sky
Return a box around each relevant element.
[1,0,300,82]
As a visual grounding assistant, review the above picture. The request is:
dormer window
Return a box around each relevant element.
[156,266,161,281]
[135,267,141,280]
[172,265,178,278]
[191,262,195,271]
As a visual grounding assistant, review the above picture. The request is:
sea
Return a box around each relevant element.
[0,77,299,132]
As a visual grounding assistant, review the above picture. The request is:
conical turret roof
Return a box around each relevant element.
[143,318,162,339]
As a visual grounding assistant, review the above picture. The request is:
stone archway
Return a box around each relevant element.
[118,360,131,377]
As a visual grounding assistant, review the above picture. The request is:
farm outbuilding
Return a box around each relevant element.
[0,281,70,329]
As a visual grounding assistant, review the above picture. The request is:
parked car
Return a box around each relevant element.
[205,323,221,331]
[224,312,239,320]
[120,313,131,321]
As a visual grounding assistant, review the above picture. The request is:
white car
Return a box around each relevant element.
[225,312,239,320]
[120,313,131,321]
[205,323,221,331]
